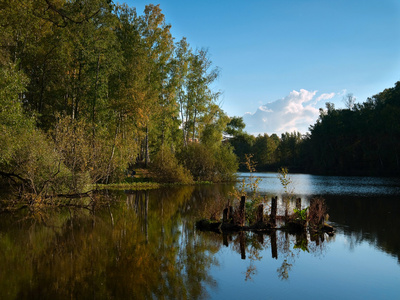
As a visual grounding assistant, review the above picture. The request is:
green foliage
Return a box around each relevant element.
[150,146,193,184]
[0,0,239,202]
[51,115,136,185]
[95,182,161,190]
[228,132,281,172]
[0,63,78,196]
[293,207,308,221]
[230,154,264,225]
[179,142,237,182]
[228,133,255,169]
[227,82,400,177]
[214,143,239,182]
[252,133,279,167]
[278,167,293,196]
[278,167,295,219]
[225,116,246,136]
[278,131,303,168]
[293,238,309,252]
[0,63,31,165]
[304,83,400,176]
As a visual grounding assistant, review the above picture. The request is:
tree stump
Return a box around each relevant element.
[255,204,264,224]
[228,206,233,222]
[223,208,229,223]
[296,198,301,210]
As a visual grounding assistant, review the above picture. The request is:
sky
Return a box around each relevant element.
[123,0,400,136]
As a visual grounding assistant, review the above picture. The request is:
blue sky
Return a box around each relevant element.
[123,0,400,135]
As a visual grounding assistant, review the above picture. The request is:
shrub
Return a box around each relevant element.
[150,145,193,184]
[51,115,137,185]
[0,63,81,197]
[179,143,217,182]
[179,142,238,182]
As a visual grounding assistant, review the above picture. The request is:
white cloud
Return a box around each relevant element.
[316,92,335,102]
[259,105,273,113]
[243,89,331,136]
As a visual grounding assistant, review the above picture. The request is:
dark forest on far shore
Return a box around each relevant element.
[228,85,400,177]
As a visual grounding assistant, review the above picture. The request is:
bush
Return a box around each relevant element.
[0,63,82,196]
[214,143,238,181]
[150,145,193,184]
[1,126,81,196]
[178,142,238,182]
[51,115,137,185]
[179,143,217,182]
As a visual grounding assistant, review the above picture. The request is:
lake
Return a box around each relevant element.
[0,173,399,299]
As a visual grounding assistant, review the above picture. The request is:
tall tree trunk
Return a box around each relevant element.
[106,115,120,183]
[180,96,187,147]
[145,125,150,168]
[39,62,46,114]
[92,54,100,143]
[192,108,197,142]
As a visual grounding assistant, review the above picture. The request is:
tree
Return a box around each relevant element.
[252,134,278,168]
[343,93,356,110]
[225,116,246,136]
[185,49,220,144]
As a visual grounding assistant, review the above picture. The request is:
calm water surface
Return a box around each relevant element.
[0,173,399,299]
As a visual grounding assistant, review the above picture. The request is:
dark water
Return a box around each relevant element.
[0,173,399,299]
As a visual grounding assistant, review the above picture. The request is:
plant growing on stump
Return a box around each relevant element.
[230,154,266,225]
[293,207,308,223]
[278,167,294,220]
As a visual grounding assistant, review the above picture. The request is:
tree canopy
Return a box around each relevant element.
[0,0,238,199]
[226,83,400,176]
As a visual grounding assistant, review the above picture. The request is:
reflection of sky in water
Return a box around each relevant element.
[237,172,400,196]
[207,231,400,299]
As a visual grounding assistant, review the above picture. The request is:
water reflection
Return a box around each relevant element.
[200,229,331,282]
[323,195,400,264]
[0,179,399,299]
[0,187,224,299]
[239,172,400,196]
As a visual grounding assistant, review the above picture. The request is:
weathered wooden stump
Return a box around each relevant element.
[238,196,246,226]
[296,198,301,210]
[316,202,323,225]
[228,205,233,222]
[223,206,234,224]
[223,207,229,223]
[255,204,264,224]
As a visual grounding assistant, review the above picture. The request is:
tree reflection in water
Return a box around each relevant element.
[214,229,332,281]
[0,187,226,299]
[3,183,397,299]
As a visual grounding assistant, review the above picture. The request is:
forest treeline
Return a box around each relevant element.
[229,86,400,176]
[0,0,238,198]
[1,1,399,200]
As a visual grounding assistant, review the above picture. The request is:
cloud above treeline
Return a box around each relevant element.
[243,89,336,136]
